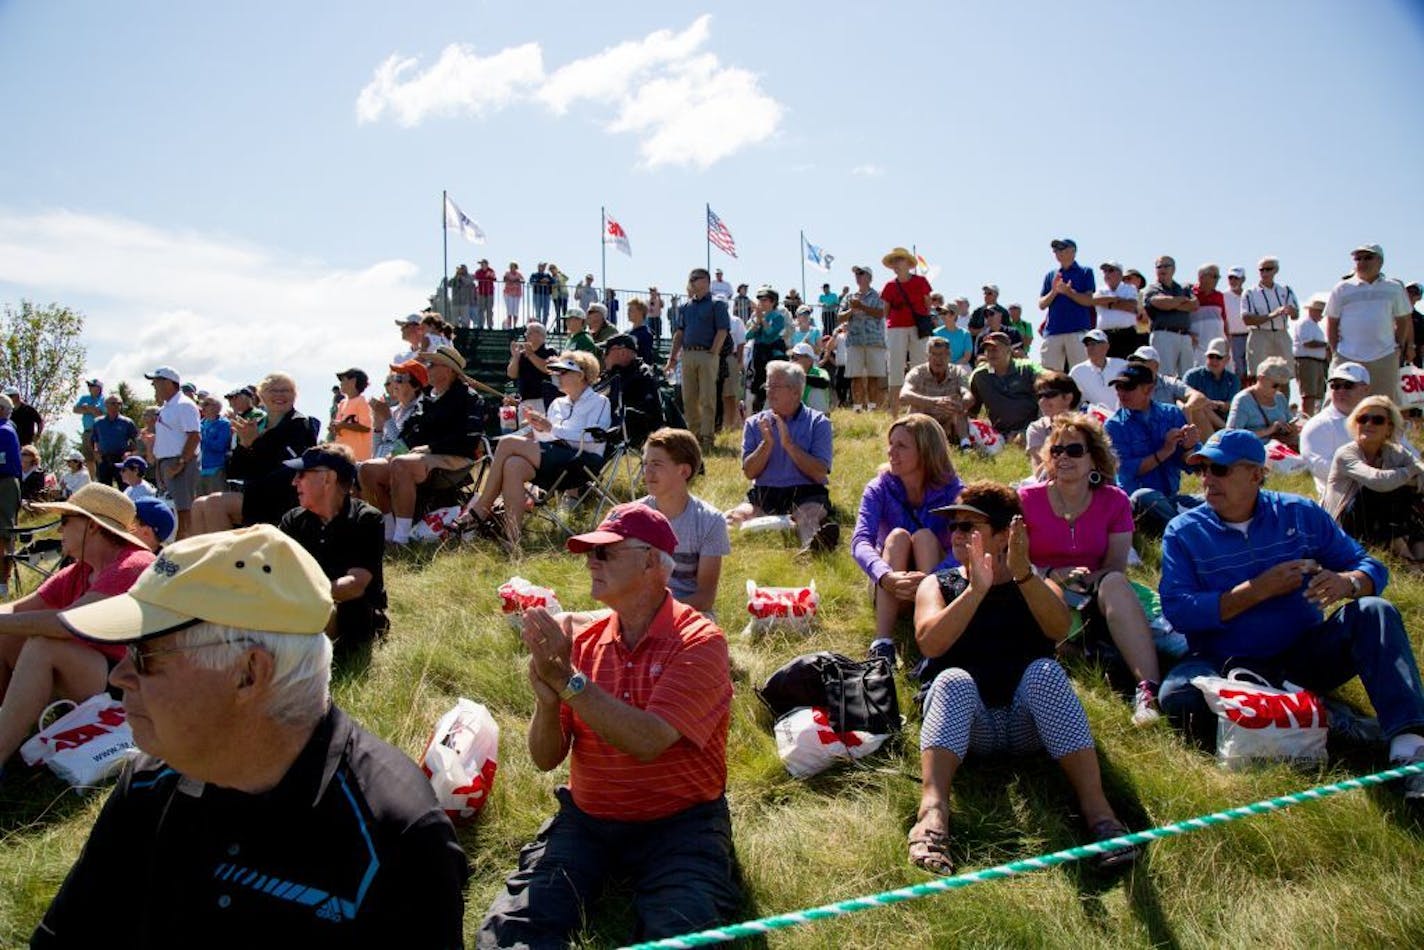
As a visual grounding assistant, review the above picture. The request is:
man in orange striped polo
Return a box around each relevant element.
[479,502,739,948]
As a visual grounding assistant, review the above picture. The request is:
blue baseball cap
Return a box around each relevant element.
[1187,429,1265,467]
[133,497,177,546]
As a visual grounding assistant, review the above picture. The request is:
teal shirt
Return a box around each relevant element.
[74,394,104,432]
[748,308,787,345]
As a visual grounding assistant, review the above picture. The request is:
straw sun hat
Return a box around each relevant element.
[32,483,148,550]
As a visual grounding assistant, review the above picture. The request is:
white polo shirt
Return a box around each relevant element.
[1223,289,1247,335]
[1069,356,1126,411]
[1325,275,1411,363]
[1291,315,1327,359]
[1094,283,1139,331]
[153,391,200,459]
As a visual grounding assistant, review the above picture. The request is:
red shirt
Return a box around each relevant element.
[560,594,731,821]
[474,267,497,295]
[881,275,932,330]
[39,545,156,661]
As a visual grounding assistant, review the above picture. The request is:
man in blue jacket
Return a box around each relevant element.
[1158,429,1424,796]
[1103,363,1201,536]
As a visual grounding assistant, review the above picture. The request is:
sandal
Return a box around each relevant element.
[908,807,955,875]
[1088,818,1140,872]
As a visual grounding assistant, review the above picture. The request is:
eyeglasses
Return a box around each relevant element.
[590,542,653,561]
[126,640,249,676]
[1328,380,1358,391]
[948,520,989,534]
[1048,443,1088,458]
[1357,414,1389,426]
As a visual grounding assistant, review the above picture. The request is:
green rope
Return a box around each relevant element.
[621,761,1424,949]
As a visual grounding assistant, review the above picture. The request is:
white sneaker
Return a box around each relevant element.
[1398,749,1424,800]
[1132,681,1161,726]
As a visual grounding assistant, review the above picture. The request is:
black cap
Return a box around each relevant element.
[282,447,357,483]
[1050,238,1077,251]
[1111,364,1155,388]
[335,368,370,389]
[600,333,638,353]
[930,500,1015,531]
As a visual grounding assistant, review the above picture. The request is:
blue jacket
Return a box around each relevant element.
[1105,401,1194,496]
[0,421,19,478]
[1160,489,1388,660]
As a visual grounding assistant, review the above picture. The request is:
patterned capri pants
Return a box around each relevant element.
[919,658,1095,760]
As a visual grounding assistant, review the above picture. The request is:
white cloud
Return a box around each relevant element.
[355,16,782,169]
[0,209,429,433]
[356,42,544,126]
[851,164,885,177]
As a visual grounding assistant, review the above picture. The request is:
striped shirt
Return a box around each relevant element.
[561,595,731,821]
[1242,283,1298,332]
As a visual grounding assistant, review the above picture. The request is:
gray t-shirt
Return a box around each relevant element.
[638,493,731,602]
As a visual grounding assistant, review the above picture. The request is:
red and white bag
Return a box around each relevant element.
[497,576,562,630]
[410,505,462,542]
[743,579,819,638]
[1399,365,1424,408]
[968,418,1004,457]
[1264,439,1306,475]
[773,706,891,778]
[20,694,138,789]
[421,698,500,822]
[1082,403,1114,425]
[1191,669,1328,769]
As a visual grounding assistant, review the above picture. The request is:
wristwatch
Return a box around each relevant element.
[1347,574,1363,599]
[559,670,589,701]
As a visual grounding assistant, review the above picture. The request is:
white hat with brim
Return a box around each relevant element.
[59,524,334,643]
[31,483,149,551]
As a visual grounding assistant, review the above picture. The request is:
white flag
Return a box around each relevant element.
[444,194,486,245]
[804,238,833,273]
[603,211,632,257]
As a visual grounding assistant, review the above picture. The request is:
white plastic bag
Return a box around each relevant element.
[968,418,1004,457]
[497,576,562,630]
[738,514,795,534]
[773,706,890,778]
[743,579,819,638]
[1400,365,1424,408]
[410,505,462,542]
[1264,439,1306,475]
[421,698,500,822]
[1191,669,1327,769]
[19,694,138,789]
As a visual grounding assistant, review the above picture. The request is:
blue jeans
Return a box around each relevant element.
[1159,596,1424,748]
[1130,488,1201,537]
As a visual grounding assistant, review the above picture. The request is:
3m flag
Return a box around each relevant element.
[804,238,834,273]
[603,211,631,257]
[444,195,486,245]
[707,207,738,259]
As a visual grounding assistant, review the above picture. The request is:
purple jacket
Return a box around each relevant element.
[852,471,962,585]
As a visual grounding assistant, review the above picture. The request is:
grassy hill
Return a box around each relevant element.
[3,408,1424,948]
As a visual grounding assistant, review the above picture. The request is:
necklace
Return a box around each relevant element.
[1050,482,1091,545]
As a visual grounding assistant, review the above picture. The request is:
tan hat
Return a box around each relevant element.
[32,483,147,550]
[58,524,334,643]
[882,246,916,268]
[425,344,466,373]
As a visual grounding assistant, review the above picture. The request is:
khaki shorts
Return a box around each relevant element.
[845,344,887,379]
[1296,357,1327,401]
[724,354,744,399]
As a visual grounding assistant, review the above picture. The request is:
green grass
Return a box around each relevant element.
[4,410,1424,948]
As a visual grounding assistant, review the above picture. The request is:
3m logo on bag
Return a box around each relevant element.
[46,705,127,751]
[1218,688,1326,729]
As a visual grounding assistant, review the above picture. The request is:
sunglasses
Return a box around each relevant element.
[126,640,248,676]
[1259,266,1278,272]
[1036,390,1071,400]
[1328,380,1358,391]
[1204,462,1236,477]
[1048,443,1088,458]
[948,520,990,534]
[1207,353,1225,359]
[1357,414,1389,426]
[589,542,652,561]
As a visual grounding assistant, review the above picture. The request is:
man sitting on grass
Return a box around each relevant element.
[480,502,739,948]
[725,359,840,556]
[1158,429,1424,796]
[35,526,467,946]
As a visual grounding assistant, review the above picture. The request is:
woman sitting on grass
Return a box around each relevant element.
[1323,395,1424,563]
[636,427,730,616]
[908,481,1139,875]
[1019,414,1161,725]
[852,413,962,667]
[466,350,610,546]
[1023,372,1082,481]
[1226,356,1297,449]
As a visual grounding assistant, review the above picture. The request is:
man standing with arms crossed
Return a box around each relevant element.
[666,268,730,453]
[1326,243,1413,402]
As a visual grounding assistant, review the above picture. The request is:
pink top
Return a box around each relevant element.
[1018,482,1133,571]
[503,270,523,296]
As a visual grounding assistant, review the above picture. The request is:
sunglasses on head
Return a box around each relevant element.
[1048,443,1088,458]
[1357,413,1389,426]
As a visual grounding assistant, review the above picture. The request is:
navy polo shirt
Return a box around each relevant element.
[1040,262,1096,336]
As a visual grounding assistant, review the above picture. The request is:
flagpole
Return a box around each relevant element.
[705,202,711,273]
[600,206,607,311]
[800,230,806,302]
[442,190,450,322]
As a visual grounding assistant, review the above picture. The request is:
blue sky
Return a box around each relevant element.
[2,0,1422,432]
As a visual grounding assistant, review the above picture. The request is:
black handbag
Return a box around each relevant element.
[757,651,901,735]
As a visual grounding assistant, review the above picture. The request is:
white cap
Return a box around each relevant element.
[1227,266,1246,279]
[1307,292,1329,309]
[144,366,180,384]
[1131,345,1160,363]
[1206,337,1229,357]
[65,449,85,463]
[790,342,817,359]
[1328,362,1371,385]
[1081,328,1108,344]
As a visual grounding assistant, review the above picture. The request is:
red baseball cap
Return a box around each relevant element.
[567,502,677,555]
[389,359,428,388]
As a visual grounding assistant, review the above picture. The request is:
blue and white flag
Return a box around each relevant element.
[804,238,834,273]
[444,194,486,245]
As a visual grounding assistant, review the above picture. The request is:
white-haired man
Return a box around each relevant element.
[36,526,467,946]
[1242,255,1298,382]
[480,503,739,948]
[1326,243,1414,402]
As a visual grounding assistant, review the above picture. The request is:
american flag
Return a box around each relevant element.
[706,207,738,259]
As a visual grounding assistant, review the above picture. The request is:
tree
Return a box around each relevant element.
[0,300,88,428]
[37,430,69,472]
[113,380,153,430]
